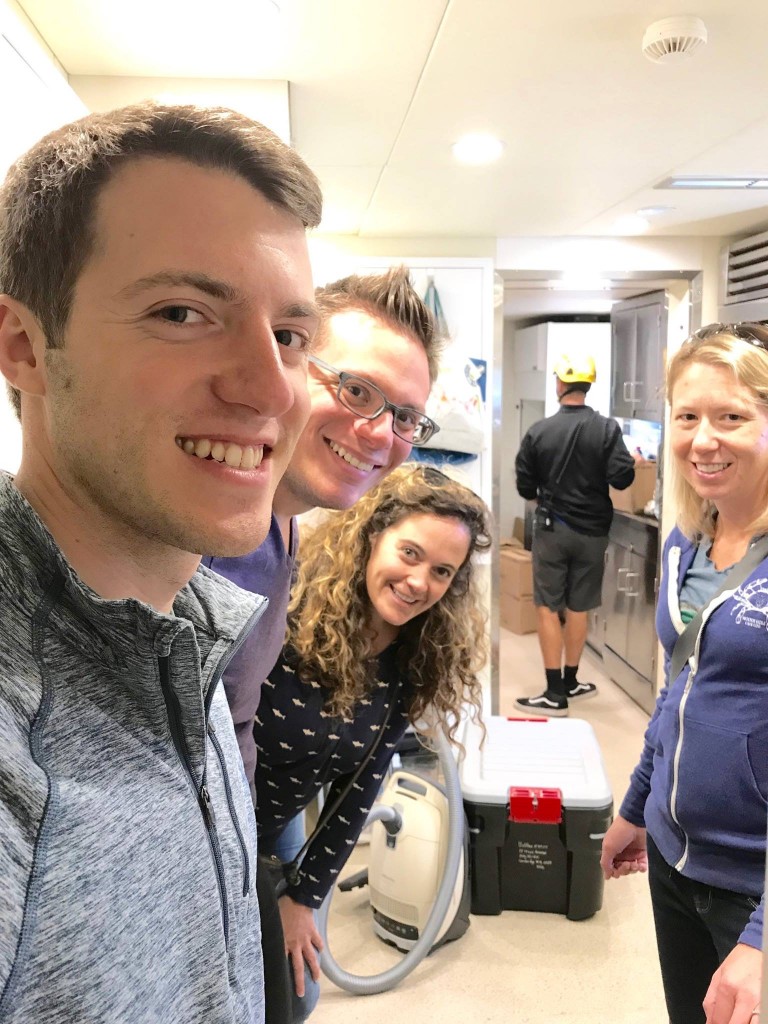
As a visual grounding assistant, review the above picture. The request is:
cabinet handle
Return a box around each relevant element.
[624,381,644,403]
[624,571,641,598]
[616,567,629,592]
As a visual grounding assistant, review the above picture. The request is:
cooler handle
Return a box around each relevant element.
[508,786,563,824]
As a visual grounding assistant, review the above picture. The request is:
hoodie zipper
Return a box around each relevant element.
[159,654,230,947]
[667,571,735,873]
[157,600,268,940]
[197,609,262,900]
[208,719,251,896]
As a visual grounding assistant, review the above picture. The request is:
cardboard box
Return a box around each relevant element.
[512,516,525,545]
[499,547,533,598]
[502,536,523,550]
[500,594,538,634]
[610,461,656,514]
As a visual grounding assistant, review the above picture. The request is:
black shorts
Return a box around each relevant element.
[532,517,608,612]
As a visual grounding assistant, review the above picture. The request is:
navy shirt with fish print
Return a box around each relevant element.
[253,642,411,908]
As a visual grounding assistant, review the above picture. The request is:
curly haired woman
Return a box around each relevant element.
[254,464,491,1021]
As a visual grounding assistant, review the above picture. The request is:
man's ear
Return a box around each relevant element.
[0,296,48,399]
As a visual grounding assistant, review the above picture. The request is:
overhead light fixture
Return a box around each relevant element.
[656,176,768,189]
[451,133,504,166]
[642,16,707,63]
[636,205,676,217]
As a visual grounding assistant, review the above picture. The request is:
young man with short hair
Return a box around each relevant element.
[0,101,322,1024]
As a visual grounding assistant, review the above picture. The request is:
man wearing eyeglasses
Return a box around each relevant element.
[201,265,439,1024]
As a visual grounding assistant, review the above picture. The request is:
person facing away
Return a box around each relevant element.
[513,351,636,717]
[601,323,767,1024]
[254,464,490,1016]
[0,101,322,1024]
[200,265,441,1023]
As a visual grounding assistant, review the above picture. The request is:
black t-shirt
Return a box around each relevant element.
[515,405,635,536]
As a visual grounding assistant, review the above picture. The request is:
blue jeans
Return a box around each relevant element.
[647,835,760,1024]
[269,810,307,863]
[261,813,320,1024]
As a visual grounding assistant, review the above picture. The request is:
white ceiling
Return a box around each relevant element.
[16,0,768,246]
[6,0,766,322]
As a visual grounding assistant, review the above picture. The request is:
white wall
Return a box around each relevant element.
[0,1,86,181]
[71,76,291,142]
[0,0,86,474]
[543,322,611,418]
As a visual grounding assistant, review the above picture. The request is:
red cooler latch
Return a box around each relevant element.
[508,786,563,824]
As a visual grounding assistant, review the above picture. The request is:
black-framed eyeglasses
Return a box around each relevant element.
[307,353,439,446]
[689,321,768,351]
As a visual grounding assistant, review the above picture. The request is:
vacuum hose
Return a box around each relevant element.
[317,725,463,994]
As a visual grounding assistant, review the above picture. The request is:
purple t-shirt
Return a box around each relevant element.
[201,514,297,789]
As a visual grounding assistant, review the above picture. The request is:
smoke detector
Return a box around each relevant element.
[642,15,708,63]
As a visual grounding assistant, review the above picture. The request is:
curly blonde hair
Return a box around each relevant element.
[287,464,491,744]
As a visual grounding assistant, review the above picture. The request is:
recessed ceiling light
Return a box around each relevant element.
[636,205,675,217]
[451,133,504,166]
[656,176,768,189]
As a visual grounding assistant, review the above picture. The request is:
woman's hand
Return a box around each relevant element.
[600,815,648,879]
[278,894,324,997]
[703,943,762,1024]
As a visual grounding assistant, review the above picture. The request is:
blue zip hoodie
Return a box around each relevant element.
[620,524,767,949]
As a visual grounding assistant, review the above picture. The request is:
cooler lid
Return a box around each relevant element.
[459,715,612,810]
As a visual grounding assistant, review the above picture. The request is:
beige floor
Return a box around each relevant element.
[314,628,668,1023]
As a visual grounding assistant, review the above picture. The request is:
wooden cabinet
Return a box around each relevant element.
[610,292,667,422]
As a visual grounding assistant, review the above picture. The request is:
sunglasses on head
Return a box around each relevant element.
[689,321,768,352]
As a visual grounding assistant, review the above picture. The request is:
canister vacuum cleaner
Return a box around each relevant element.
[317,726,470,994]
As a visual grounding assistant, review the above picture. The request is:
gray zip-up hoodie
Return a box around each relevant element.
[0,472,266,1023]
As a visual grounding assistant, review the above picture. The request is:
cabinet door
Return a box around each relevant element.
[514,324,548,373]
[611,310,636,419]
[603,541,630,660]
[623,548,657,683]
[610,291,667,421]
[587,605,605,656]
[634,301,666,422]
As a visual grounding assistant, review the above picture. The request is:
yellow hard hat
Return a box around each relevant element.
[553,352,597,384]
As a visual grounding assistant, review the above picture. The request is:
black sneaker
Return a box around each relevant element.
[514,690,568,717]
[566,681,598,702]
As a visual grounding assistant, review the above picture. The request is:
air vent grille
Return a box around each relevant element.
[722,229,768,306]
[643,33,706,62]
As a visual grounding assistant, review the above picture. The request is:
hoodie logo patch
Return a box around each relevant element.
[731,578,768,628]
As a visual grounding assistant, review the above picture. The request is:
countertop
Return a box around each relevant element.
[613,509,659,528]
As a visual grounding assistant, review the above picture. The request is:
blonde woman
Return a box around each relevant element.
[601,323,768,1024]
[255,464,490,1021]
